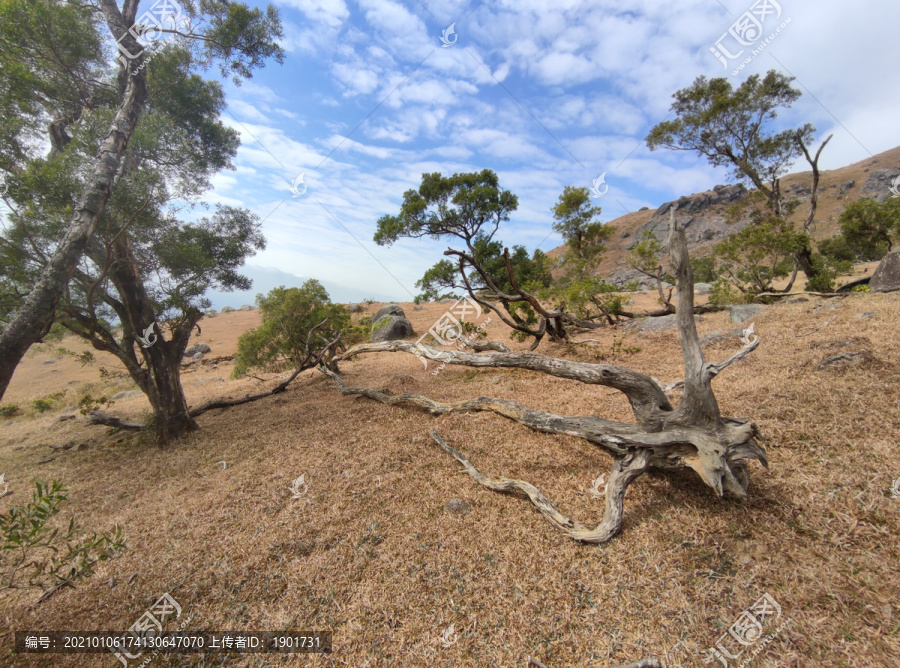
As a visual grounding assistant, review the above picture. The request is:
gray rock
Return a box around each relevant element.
[220,306,234,313]
[628,314,701,333]
[785,297,809,303]
[371,315,414,342]
[373,304,406,322]
[639,206,649,211]
[43,359,56,365]
[444,498,471,515]
[861,169,900,203]
[413,305,423,311]
[856,312,875,320]
[729,304,765,323]
[348,304,363,313]
[192,352,205,361]
[185,343,212,357]
[840,180,855,194]
[239,304,253,311]
[111,390,142,401]
[694,282,712,295]
[699,328,747,346]
[870,250,900,293]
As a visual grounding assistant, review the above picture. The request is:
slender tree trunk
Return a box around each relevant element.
[0,3,148,399]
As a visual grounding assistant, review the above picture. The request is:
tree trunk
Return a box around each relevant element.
[143,353,199,444]
[0,3,148,400]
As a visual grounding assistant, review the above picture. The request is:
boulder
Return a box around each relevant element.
[444,498,471,515]
[373,304,405,322]
[860,169,900,203]
[239,304,253,311]
[111,390,142,401]
[413,305,423,311]
[371,315,413,342]
[869,250,900,293]
[700,329,747,346]
[220,306,234,313]
[840,180,855,194]
[694,282,712,295]
[185,343,211,357]
[192,352,205,361]
[729,304,765,323]
[628,314,701,333]
[348,304,363,313]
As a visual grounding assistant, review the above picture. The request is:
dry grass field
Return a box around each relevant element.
[1,289,899,667]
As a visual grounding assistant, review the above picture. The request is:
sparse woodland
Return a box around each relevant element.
[0,2,899,667]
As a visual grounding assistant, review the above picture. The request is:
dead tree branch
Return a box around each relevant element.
[324,205,767,543]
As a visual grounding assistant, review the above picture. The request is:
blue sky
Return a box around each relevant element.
[202,0,900,303]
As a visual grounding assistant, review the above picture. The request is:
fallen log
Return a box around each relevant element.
[323,205,768,543]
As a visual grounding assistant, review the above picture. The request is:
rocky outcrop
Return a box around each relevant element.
[860,169,900,203]
[870,249,900,293]
[184,343,211,357]
[608,185,750,288]
[729,305,765,323]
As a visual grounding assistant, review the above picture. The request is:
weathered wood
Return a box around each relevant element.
[457,336,511,353]
[323,204,767,543]
[87,412,144,431]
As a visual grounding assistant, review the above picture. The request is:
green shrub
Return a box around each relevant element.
[0,480,126,595]
[0,404,20,419]
[708,278,744,306]
[30,391,65,414]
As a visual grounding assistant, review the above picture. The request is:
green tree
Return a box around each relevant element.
[375,170,564,346]
[837,198,900,260]
[0,0,284,401]
[627,231,675,308]
[0,1,283,441]
[647,70,833,292]
[549,186,619,321]
[233,282,349,377]
[713,217,807,294]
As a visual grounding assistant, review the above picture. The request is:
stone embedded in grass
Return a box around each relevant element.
[729,304,765,323]
[444,498,471,515]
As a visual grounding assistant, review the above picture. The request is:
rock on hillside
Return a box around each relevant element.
[860,169,900,203]
[608,184,749,288]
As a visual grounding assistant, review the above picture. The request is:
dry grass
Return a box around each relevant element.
[1,295,899,667]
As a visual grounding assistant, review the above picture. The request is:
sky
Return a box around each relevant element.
[194,0,900,304]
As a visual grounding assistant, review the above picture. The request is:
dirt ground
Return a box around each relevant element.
[1,288,899,667]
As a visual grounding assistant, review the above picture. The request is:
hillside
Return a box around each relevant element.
[1,294,899,666]
[549,145,900,287]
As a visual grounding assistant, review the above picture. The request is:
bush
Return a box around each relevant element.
[708,278,745,306]
[0,480,126,595]
[0,404,20,419]
[819,235,856,263]
[220,305,234,313]
[233,281,349,377]
[30,391,65,414]
[690,256,719,283]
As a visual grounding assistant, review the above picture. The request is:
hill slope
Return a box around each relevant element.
[549,145,900,286]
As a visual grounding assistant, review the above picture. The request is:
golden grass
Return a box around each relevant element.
[0,295,899,667]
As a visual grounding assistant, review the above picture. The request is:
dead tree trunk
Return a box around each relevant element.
[324,205,768,543]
